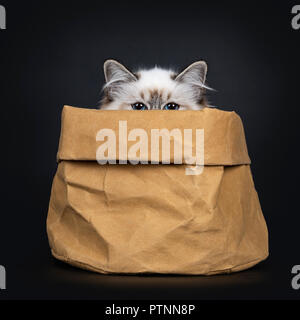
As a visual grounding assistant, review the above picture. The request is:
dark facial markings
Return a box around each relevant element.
[136,90,178,110]
[147,90,162,110]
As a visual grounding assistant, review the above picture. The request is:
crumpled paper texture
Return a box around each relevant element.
[47,106,268,275]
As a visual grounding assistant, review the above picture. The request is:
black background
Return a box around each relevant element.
[0,0,299,300]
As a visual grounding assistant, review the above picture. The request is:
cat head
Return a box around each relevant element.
[100,59,212,110]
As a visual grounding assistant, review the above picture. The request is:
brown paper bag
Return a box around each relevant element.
[46,106,268,275]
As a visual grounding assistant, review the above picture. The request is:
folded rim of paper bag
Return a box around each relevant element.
[57,105,251,166]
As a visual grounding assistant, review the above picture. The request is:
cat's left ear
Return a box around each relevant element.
[175,61,207,87]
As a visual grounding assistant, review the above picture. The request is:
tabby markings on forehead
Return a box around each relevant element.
[148,90,163,110]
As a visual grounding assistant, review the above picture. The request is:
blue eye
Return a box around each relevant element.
[132,103,148,110]
[164,103,180,110]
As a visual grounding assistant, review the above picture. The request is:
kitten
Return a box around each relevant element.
[100,60,212,110]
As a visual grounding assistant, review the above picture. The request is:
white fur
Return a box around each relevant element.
[101,61,212,110]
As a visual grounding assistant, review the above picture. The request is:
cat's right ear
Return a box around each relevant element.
[103,60,137,87]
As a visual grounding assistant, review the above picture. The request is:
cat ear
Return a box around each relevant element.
[175,61,208,88]
[103,59,137,86]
